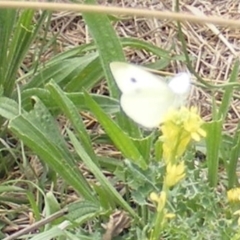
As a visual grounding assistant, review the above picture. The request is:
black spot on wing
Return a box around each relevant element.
[130,77,137,83]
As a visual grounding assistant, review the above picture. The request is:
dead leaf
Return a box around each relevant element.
[102,210,131,240]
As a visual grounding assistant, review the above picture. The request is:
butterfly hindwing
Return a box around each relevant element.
[120,88,176,129]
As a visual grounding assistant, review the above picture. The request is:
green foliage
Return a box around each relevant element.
[0,1,240,240]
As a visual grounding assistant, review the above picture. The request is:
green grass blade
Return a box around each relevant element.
[217,60,239,121]
[132,134,155,163]
[64,57,103,92]
[81,0,141,137]
[4,10,46,96]
[82,0,125,97]
[204,119,223,187]
[227,124,240,188]
[21,88,119,114]
[46,80,96,161]
[22,53,98,91]
[68,129,139,219]
[0,9,17,83]
[0,97,20,119]
[67,200,101,223]
[84,91,147,169]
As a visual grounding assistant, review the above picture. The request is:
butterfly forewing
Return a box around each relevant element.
[110,62,168,93]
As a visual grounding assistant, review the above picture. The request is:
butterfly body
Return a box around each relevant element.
[110,62,191,129]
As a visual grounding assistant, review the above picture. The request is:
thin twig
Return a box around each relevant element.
[0,1,240,28]
[3,208,68,240]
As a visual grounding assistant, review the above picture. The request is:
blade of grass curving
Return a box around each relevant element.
[34,36,182,93]
[217,60,239,121]
[8,98,95,201]
[68,129,139,219]
[21,35,182,87]
[21,88,119,114]
[120,37,171,59]
[84,91,147,169]
[22,53,99,91]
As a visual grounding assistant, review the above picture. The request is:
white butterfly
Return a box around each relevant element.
[110,62,191,129]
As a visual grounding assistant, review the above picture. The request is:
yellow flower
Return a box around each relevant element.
[163,107,206,140]
[165,162,186,187]
[149,191,167,212]
[182,107,206,141]
[160,107,206,163]
[227,188,240,203]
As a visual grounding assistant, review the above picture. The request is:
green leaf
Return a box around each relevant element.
[227,123,240,188]
[82,0,141,137]
[84,91,147,169]
[217,60,239,121]
[68,129,139,219]
[0,97,21,120]
[154,138,163,162]
[204,119,223,187]
[0,9,17,83]
[21,88,119,114]
[22,53,98,91]
[1,9,47,97]
[0,185,25,193]
[64,56,103,92]
[82,0,125,97]
[8,98,95,201]
[46,80,96,161]
[67,200,101,223]
[132,134,155,163]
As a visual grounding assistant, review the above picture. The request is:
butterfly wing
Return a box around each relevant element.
[110,62,178,129]
[168,72,191,107]
[110,62,168,93]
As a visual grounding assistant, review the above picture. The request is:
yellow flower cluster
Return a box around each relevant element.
[149,106,206,240]
[227,188,240,203]
[161,106,206,164]
[150,191,167,212]
[165,162,186,188]
[228,188,240,227]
